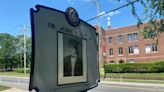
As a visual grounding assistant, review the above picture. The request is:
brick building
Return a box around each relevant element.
[105,18,164,64]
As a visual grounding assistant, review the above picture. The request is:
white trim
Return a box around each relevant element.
[109,55,114,57]
[106,31,138,38]
[152,51,158,53]
[107,55,164,62]
[118,55,123,56]
[126,55,164,60]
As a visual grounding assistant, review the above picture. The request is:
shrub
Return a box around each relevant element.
[105,61,164,73]
[14,68,30,74]
[154,61,164,72]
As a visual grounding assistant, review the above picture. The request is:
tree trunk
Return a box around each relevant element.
[10,60,13,71]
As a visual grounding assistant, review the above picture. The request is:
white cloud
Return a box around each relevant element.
[97,10,120,18]
[108,10,120,17]
[98,11,106,16]
[67,0,75,4]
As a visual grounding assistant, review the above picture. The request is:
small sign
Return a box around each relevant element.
[29,5,99,92]
[100,68,105,78]
[65,7,80,26]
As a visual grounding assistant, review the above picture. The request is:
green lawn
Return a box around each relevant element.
[105,73,164,80]
[105,78,164,84]
[0,85,10,91]
[0,71,30,77]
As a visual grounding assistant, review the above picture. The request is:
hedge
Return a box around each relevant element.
[14,68,30,74]
[105,61,164,73]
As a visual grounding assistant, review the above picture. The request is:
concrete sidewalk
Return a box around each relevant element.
[1,80,164,92]
[101,80,164,88]
[1,88,28,92]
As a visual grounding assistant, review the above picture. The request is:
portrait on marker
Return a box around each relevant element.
[58,32,87,85]
[63,34,83,77]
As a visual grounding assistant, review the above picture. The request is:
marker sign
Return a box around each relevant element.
[29,5,99,92]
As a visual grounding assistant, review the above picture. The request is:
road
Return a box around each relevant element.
[1,76,164,92]
[89,84,164,92]
[0,76,29,90]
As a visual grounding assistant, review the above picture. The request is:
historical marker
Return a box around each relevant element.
[29,5,99,92]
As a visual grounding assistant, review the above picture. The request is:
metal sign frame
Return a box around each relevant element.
[29,5,99,92]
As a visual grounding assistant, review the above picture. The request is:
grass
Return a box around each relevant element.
[0,85,11,91]
[105,73,164,80]
[0,71,30,77]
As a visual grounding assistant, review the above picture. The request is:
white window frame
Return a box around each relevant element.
[109,37,113,44]
[134,45,139,54]
[133,33,138,41]
[145,44,151,53]
[109,48,114,56]
[118,35,122,44]
[127,34,132,42]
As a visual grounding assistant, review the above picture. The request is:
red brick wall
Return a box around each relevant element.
[105,24,164,64]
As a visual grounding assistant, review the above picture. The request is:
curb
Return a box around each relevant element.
[0,76,29,79]
[100,81,164,88]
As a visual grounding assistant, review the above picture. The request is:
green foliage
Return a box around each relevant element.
[0,33,32,71]
[14,68,30,74]
[119,0,164,41]
[105,61,164,73]
[0,33,19,71]
[154,61,164,72]
[0,85,10,91]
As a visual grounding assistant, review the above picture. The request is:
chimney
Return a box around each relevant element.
[107,16,111,29]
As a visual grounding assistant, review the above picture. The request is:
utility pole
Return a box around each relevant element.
[95,0,104,78]
[19,39,22,68]
[23,25,27,76]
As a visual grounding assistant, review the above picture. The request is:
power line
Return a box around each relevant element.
[86,0,138,22]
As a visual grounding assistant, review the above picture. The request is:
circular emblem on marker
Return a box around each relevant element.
[66,7,80,26]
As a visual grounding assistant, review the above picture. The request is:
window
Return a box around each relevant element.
[134,45,139,54]
[145,44,151,53]
[118,47,123,55]
[129,59,134,63]
[127,34,132,42]
[133,33,138,41]
[145,44,158,53]
[119,60,125,63]
[109,48,114,56]
[118,35,122,44]
[152,44,158,52]
[110,61,115,64]
[109,37,113,44]
[128,46,133,54]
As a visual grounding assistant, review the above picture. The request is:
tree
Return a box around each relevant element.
[26,36,32,67]
[122,0,164,43]
[0,33,19,71]
[15,35,24,68]
[16,35,32,68]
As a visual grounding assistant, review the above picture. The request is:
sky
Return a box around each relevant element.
[0,0,144,36]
